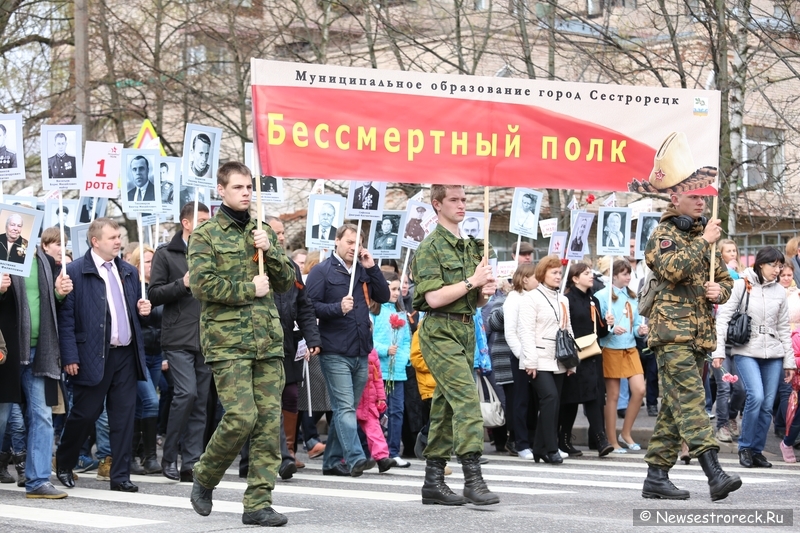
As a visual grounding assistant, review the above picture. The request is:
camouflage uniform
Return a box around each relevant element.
[644,207,732,468]
[187,209,295,512]
[411,224,493,459]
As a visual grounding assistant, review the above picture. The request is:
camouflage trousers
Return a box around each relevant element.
[419,316,483,459]
[644,345,717,469]
[194,357,285,511]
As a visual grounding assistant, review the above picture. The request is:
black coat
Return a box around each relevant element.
[562,287,610,405]
[148,231,201,353]
[0,290,22,404]
[274,261,321,384]
[141,283,163,356]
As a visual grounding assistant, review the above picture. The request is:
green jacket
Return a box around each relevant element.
[645,207,732,351]
[411,223,494,314]
[187,209,295,363]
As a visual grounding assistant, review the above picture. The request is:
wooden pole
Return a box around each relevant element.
[250,57,265,277]
[709,195,719,282]
[483,187,490,260]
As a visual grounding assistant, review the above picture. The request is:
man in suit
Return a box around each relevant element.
[0,214,27,264]
[189,134,212,180]
[352,181,380,210]
[55,218,152,493]
[311,202,337,240]
[48,133,77,180]
[0,124,17,169]
[127,156,155,202]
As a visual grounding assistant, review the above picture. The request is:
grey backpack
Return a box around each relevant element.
[637,271,669,319]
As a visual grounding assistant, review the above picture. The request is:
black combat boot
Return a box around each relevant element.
[559,431,583,457]
[641,465,690,500]
[0,452,15,484]
[460,452,500,505]
[421,458,465,505]
[698,449,742,501]
[595,433,614,458]
[12,451,26,487]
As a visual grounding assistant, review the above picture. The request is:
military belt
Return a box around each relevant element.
[429,311,472,324]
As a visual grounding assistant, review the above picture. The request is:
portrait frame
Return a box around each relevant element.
[509,188,543,239]
[0,113,25,181]
[157,156,180,221]
[635,212,661,260]
[565,211,595,261]
[305,194,345,249]
[2,196,41,211]
[75,196,108,224]
[41,124,83,190]
[245,142,284,203]
[43,199,79,242]
[401,200,437,250]
[70,222,91,259]
[120,149,162,216]
[0,202,44,277]
[549,231,568,259]
[345,180,387,220]
[459,211,492,240]
[597,207,632,256]
[175,185,209,223]
[181,123,222,189]
[368,210,406,259]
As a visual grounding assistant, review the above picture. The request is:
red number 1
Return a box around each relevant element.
[96,159,106,177]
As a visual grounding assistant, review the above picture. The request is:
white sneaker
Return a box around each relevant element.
[391,457,410,468]
[558,449,569,459]
[518,448,534,460]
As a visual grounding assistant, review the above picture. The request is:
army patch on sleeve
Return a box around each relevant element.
[660,239,676,253]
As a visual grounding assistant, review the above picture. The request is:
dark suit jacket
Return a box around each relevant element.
[127,181,156,202]
[311,225,336,240]
[353,186,380,210]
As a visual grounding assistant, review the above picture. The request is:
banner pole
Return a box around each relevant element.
[709,194,719,282]
[250,57,265,278]
[137,213,146,299]
[608,255,615,333]
[58,190,66,267]
[89,197,96,221]
[400,247,411,289]
[483,187,489,260]
[304,358,312,416]
[193,188,199,230]
[560,260,570,292]
[348,218,363,297]
[514,234,521,267]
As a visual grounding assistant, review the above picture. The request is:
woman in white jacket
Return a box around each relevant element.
[507,255,575,464]
[713,247,797,468]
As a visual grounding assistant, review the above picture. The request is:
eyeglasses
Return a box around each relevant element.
[766,261,784,270]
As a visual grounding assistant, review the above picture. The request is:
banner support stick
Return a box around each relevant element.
[514,234,521,267]
[608,255,615,332]
[137,213,146,299]
[193,188,199,231]
[709,195,719,283]
[483,187,489,260]
[89,197,96,222]
[348,218,363,297]
[58,191,66,267]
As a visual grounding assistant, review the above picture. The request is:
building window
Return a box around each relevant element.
[186,42,233,76]
[741,125,784,189]
[587,0,603,17]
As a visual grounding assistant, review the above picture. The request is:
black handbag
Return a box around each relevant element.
[538,289,581,369]
[727,278,752,347]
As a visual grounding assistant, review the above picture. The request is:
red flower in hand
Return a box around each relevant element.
[586,194,596,204]
[389,313,406,330]
[722,373,739,384]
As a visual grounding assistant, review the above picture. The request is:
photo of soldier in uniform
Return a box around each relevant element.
[0,123,17,169]
[47,132,77,180]
[0,212,27,264]
[368,211,405,259]
[352,181,380,210]
[0,203,43,276]
[345,180,386,220]
[402,201,436,250]
[0,114,24,181]
[41,124,82,189]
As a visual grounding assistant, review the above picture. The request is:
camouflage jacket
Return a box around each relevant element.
[645,207,732,351]
[187,209,295,363]
[411,223,494,314]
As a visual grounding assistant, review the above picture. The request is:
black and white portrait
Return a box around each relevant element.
[244,142,284,203]
[0,203,43,277]
[43,199,79,241]
[70,222,91,259]
[346,180,386,220]
[41,124,82,190]
[565,211,595,261]
[459,212,491,240]
[597,207,632,256]
[369,211,406,259]
[121,149,162,215]
[635,212,661,259]
[182,124,222,189]
[306,194,345,249]
[0,114,25,181]
[401,200,436,250]
[158,157,178,220]
[76,197,108,224]
[509,188,542,239]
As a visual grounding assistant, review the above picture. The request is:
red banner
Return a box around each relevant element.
[252,60,721,194]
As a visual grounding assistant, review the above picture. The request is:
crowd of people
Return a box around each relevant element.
[1,176,799,525]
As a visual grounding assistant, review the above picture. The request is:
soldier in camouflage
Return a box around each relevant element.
[642,192,742,502]
[187,161,296,527]
[411,184,499,506]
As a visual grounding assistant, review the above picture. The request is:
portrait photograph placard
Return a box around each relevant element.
[2,195,40,210]
[635,212,661,259]
[245,142,284,203]
[181,124,222,189]
[345,180,387,220]
[565,212,595,261]
[459,211,492,240]
[0,113,25,181]
[176,186,208,222]
[597,207,632,256]
[305,194,345,249]
[120,149,162,215]
[368,210,406,259]
[157,156,181,220]
[43,199,79,241]
[41,124,83,190]
[70,222,91,259]
[548,231,568,259]
[401,200,437,250]
[0,203,44,277]
[509,188,542,239]
[75,197,108,224]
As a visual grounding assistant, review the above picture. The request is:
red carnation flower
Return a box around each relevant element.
[586,194,596,204]
[389,313,406,330]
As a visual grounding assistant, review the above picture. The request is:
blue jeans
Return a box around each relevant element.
[135,368,159,419]
[95,406,111,459]
[734,355,783,454]
[21,348,56,492]
[386,382,405,458]
[319,354,368,470]
[618,378,629,410]
[145,354,162,393]
[2,404,26,453]
[713,355,745,428]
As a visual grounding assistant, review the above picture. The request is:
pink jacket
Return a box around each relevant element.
[357,349,387,421]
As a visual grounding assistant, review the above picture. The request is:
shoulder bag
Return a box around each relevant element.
[576,302,602,360]
[538,289,581,369]
[727,278,752,347]
[476,375,505,428]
